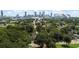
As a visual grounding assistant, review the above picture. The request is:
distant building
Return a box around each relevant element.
[42,11,45,17]
[24,11,27,17]
[13,14,23,20]
[0,20,6,25]
[50,12,52,17]
[66,14,71,18]
[39,12,42,17]
[34,11,37,17]
[1,10,3,17]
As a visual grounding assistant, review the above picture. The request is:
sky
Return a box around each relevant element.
[0,0,79,17]
[0,0,79,10]
[0,10,79,17]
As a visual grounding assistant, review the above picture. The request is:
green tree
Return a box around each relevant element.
[63,35,72,45]
[0,25,32,48]
[34,31,48,48]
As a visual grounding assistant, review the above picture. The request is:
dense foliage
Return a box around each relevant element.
[0,17,79,48]
[0,25,32,48]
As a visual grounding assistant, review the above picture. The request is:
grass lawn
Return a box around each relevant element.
[56,44,63,48]
[69,44,79,48]
[56,44,79,48]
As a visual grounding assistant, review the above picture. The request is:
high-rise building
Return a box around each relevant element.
[39,12,41,17]
[34,11,37,17]
[1,10,3,17]
[50,12,52,17]
[67,14,71,18]
[24,11,27,17]
[16,14,20,18]
[42,11,45,17]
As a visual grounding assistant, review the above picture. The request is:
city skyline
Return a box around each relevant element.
[0,10,79,17]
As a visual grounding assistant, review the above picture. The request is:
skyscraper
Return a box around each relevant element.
[42,11,45,17]
[16,14,20,18]
[24,11,27,17]
[50,12,52,17]
[39,12,41,17]
[34,11,37,17]
[1,10,3,17]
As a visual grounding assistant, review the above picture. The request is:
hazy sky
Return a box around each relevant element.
[0,10,79,17]
[0,0,79,10]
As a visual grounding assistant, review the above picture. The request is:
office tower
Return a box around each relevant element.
[24,11,27,17]
[34,11,37,17]
[1,10,3,17]
[16,14,20,18]
[42,11,45,17]
[54,13,58,17]
[61,14,67,18]
[39,12,41,17]
[50,12,52,17]
[67,14,71,18]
